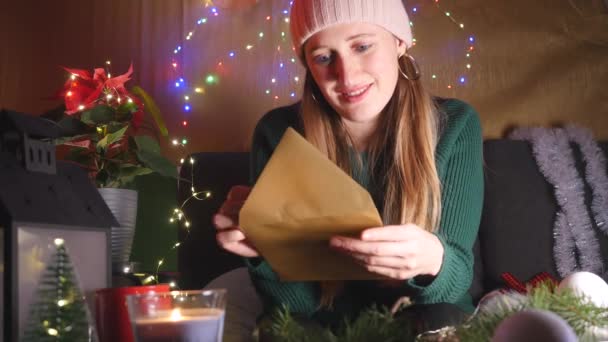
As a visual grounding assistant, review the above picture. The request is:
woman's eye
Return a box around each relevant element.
[313,54,332,65]
[355,44,372,52]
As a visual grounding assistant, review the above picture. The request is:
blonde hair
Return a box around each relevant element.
[300,55,443,308]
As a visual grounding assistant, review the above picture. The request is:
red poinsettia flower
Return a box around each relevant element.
[59,64,143,128]
[60,67,104,114]
[53,62,174,189]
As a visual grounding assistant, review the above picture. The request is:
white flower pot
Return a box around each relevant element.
[98,188,138,269]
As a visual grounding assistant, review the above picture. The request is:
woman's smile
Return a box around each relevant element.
[340,83,372,103]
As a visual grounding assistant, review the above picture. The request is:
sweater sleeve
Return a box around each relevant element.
[406,100,484,308]
[244,105,320,317]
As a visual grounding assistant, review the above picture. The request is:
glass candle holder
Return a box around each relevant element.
[126,289,226,342]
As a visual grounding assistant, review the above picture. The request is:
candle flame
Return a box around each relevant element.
[170,308,182,321]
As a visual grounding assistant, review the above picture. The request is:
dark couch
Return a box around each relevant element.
[177,139,608,304]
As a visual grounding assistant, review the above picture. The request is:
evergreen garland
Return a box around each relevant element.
[262,305,414,342]
[457,283,608,341]
[260,283,608,341]
[22,240,96,342]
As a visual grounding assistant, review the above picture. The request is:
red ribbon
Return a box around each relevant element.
[501,272,559,293]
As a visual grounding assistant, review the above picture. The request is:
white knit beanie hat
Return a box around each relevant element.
[289,0,413,58]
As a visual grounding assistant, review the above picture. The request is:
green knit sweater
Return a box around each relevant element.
[246,98,484,326]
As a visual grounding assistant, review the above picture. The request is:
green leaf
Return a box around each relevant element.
[113,102,135,123]
[102,164,153,188]
[56,115,91,136]
[97,126,128,150]
[55,134,92,145]
[118,165,154,187]
[131,86,169,136]
[65,147,94,166]
[134,135,177,178]
[136,149,178,178]
[121,165,154,177]
[133,135,161,154]
[106,122,130,134]
[104,160,121,176]
[117,101,139,114]
[81,105,115,125]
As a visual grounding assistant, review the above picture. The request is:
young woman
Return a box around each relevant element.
[214,0,484,333]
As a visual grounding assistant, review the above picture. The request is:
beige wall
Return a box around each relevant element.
[1,0,607,160]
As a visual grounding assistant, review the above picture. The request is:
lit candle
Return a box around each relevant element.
[133,308,225,342]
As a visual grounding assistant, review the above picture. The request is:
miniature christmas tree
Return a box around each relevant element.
[22,238,97,342]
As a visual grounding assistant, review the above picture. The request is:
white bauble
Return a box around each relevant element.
[557,271,608,308]
[475,290,528,315]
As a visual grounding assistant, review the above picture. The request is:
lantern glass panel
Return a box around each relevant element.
[1,223,108,340]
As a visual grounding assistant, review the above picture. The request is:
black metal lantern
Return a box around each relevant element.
[0,110,117,342]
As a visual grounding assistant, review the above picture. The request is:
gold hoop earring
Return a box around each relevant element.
[398,54,421,81]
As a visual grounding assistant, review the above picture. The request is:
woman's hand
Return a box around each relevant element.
[213,185,259,258]
[329,224,444,280]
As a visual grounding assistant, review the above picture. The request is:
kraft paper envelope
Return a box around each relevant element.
[239,127,384,281]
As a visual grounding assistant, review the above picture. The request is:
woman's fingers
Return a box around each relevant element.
[330,237,412,257]
[329,231,429,279]
[363,265,417,280]
[220,240,260,258]
[360,224,419,241]
[347,252,411,269]
[219,200,246,219]
[216,227,259,258]
[214,213,259,257]
[216,227,247,244]
[213,213,235,230]
[330,225,445,278]
[217,185,252,220]
[340,248,420,279]
[227,185,251,201]
[212,185,257,258]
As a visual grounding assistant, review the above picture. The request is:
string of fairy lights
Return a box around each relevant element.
[168,0,476,132]
[151,0,301,285]
[168,1,297,139]
[152,0,477,286]
[409,0,476,89]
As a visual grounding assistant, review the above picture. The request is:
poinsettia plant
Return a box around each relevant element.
[52,63,177,188]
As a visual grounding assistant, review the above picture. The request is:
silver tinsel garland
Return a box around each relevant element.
[565,126,608,234]
[510,126,608,281]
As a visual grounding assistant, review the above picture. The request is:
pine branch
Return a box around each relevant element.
[261,282,607,342]
[339,306,413,342]
[266,306,414,342]
[456,282,608,341]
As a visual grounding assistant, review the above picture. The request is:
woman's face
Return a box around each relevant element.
[304,22,406,128]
